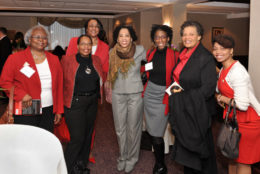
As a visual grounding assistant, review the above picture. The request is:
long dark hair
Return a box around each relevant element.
[84,18,108,44]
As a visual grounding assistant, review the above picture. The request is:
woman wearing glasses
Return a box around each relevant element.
[66,18,109,164]
[62,34,105,174]
[0,25,63,132]
[143,24,178,174]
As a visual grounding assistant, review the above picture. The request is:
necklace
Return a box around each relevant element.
[85,65,92,74]
[31,51,46,60]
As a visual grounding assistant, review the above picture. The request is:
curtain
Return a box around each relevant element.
[44,21,84,50]
[38,17,86,28]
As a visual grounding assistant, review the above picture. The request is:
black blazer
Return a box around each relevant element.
[169,43,217,172]
[0,36,12,74]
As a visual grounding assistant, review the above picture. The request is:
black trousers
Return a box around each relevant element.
[14,105,54,132]
[64,94,98,173]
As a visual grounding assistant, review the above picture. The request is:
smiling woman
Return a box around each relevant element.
[169,20,218,174]
[0,25,64,132]
[143,24,178,174]
[107,25,146,173]
[61,34,105,174]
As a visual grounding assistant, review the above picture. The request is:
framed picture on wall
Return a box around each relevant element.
[212,27,224,41]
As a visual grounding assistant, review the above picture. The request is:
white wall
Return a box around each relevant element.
[249,0,260,99]
[140,8,162,50]
[187,13,249,56]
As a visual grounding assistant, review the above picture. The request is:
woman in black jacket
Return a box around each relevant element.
[168,21,218,174]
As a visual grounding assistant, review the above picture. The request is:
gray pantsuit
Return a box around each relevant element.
[110,45,146,172]
[112,92,143,168]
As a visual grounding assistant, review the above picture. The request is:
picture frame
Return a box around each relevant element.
[212,27,224,41]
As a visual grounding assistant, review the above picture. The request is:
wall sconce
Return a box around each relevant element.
[163,21,171,27]
[114,20,121,28]
[125,17,133,25]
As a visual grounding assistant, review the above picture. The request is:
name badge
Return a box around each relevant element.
[145,62,153,71]
[20,66,35,78]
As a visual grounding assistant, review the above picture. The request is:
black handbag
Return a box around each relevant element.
[217,99,241,159]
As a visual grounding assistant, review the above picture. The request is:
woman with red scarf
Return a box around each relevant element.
[168,21,217,174]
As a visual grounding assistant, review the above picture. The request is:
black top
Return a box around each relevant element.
[149,47,167,86]
[0,36,12,74]
[74,53,99,94]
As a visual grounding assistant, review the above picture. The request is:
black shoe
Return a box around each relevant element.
[70,165,83,174]
[70,161,90,174]
[82,167,90,174]
[153,163,167,174]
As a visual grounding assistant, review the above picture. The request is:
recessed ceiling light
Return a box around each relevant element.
[49,4,55,7]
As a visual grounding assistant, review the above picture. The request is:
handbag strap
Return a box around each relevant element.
[224,99,238,130]
[7,86,14,123]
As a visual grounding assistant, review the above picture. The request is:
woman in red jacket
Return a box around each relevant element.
[143,24,178,174]
[0,25,63,132]
[66,18,109,75]
[61,34,105,174]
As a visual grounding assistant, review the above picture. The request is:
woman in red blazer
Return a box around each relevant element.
[66,18,109,76]
[66,18,109,164]
[61,35,105,174]
[0,25,63,132]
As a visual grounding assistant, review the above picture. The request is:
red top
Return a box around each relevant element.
[0,47,64,114]
[142,47,179,115]
[66,37,109,75]
[173,43,199,84]
[218,61,260,123]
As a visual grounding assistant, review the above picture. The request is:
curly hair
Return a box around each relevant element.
[150,24,173,46]
[180,21,204,38]
[112,25,137,46]
[24,25,50,45]
[212,34,235,49]
[84,18,108,44]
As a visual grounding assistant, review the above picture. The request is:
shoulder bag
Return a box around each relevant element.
[217,99,241,159]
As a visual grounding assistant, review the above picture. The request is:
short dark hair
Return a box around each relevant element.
[84,18,107,43]
[150,24,173,46]
[0,27,7,35]
[113,25,137,44]
[212,34,235,49]
[180,21,204,38]
[77,34,92,45]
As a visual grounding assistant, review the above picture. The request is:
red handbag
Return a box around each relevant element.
[53,117,70,143]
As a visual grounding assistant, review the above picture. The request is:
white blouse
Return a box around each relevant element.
[217,61,260,115]
[92,45,97,55]
[36,58,53,108]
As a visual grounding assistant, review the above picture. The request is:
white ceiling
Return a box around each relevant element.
[0,0,250,18]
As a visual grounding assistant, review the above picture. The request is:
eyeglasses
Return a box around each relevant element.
[154,35,167,40]
[31,36,48,40]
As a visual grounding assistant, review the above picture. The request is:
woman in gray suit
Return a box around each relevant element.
[107,25,146,173]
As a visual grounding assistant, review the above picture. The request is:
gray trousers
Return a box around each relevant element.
[112,92,143,168]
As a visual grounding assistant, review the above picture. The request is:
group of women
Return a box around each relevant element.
[0,17,260,174]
